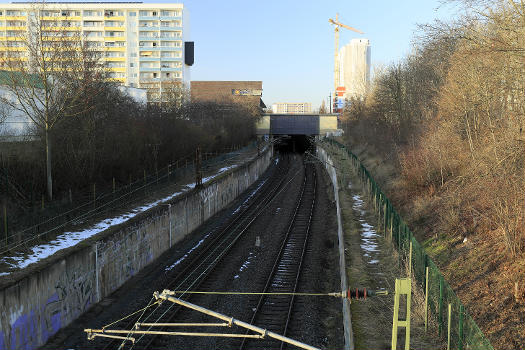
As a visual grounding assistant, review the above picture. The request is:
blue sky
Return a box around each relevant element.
[0,0,458,108]
[183,0,457,109]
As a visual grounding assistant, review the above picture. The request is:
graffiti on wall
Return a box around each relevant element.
[1,268,94,350]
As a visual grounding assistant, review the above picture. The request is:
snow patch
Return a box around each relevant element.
[0,161,244,275]
[164,233,211,272]
[352,193,380,265]
[232,179,267,215]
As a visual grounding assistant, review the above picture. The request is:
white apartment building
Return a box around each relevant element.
[0,2,192,101]
[272,102,312,114]
[339,38,371,100]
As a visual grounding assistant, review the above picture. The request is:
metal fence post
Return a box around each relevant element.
[458,304,464,350]
[439,276,444,337]
[447,303,452,350]
[425,266,429,332]
[408,241,413,277]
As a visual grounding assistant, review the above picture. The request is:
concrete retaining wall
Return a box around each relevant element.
[317,145,354,350]
[0,148,273,350]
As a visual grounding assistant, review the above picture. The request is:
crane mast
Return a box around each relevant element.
[328,14,364,111]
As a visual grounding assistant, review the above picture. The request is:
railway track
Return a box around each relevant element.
[238,163,317,350]
[99,155,296,350]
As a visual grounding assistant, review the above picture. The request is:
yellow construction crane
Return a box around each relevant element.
[329,14,364,98]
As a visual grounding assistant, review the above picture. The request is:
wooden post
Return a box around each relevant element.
[69,188,72,204]
[41,194,44,210]
[112,177,116,193]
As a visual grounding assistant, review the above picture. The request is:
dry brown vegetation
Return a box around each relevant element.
[341,0,524,348]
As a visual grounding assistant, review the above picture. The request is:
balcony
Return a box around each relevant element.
[104,36,126,41]
[158,56,182,61]
[139,26,160,31]
[138,67,160,72]
[104,56,126,61]
[160,67,181,72]
[159,37,181,41]
[159,26,182,31]
[139,56,161,61]
[160,16,182,21]
[139,36,159,41]
[104,26,125,31]
[139,46,162,51]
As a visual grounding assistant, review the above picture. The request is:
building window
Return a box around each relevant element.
[129,12,136,16]
[130,63,134,67]
[152,11,157,16]
[139,11,147,16]
[153,72,157,78]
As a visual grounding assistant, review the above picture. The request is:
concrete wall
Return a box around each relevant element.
[0,148,272,350]
[317,145,354,350]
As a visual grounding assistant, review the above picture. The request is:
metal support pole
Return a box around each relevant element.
[3,203,7,247]
[95,242,100,302]
[154,290,320,350]
[168,204,172,247]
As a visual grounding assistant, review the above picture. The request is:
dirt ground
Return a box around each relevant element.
[323,142,446,350]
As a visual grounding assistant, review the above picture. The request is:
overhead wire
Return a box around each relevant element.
[121,160,301,349]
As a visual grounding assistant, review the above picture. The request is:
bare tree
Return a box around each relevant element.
[0,3,103,200]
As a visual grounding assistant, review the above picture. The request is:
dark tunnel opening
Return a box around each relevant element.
[273,135,316,154]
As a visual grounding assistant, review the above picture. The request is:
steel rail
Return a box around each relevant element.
[100,156,291,350]
[240,163,317,350]
[126,156,298,350]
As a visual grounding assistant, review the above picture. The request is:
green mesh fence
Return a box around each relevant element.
[323,138,494,350]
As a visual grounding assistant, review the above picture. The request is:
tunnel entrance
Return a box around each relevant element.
[273,135,315,154]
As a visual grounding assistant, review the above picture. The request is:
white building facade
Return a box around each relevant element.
[339,38,371,100]
[271,102,312,114]
[0,2,191,101]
